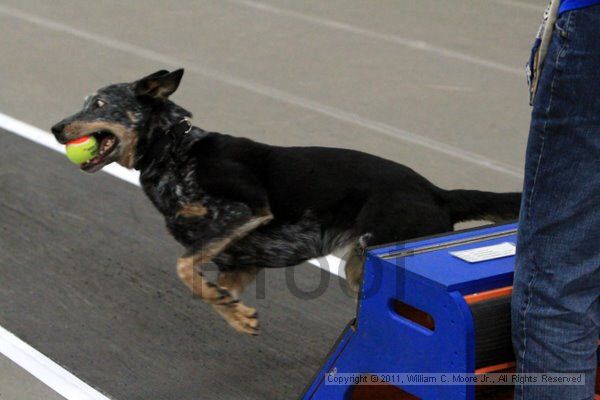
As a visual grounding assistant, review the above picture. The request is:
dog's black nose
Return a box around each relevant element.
[51,122,65,137]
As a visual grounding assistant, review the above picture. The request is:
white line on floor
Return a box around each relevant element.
[0,4,523,179]
[227,0,523,76]
[0,325,112,400]
[308,254,346,279]
[0,112,345,276]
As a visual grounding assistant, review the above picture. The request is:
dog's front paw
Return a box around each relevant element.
[214,302,260,336]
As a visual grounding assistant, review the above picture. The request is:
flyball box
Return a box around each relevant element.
[303,222,520,400]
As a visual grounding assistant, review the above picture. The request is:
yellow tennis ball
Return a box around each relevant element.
[65,136,98,164]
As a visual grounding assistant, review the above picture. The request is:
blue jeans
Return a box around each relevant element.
[512,6,600,400]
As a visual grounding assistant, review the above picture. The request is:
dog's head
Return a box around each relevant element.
[51,69,185,172]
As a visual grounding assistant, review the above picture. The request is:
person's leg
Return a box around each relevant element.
[512,7,600,400]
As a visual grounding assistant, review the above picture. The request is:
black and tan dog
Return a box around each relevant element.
[52,69,520,335]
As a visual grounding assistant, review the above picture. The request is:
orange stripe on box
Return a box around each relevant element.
[464,286,513,305]
[475,362,515,374]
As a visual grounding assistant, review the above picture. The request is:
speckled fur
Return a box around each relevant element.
[52,69,521,334]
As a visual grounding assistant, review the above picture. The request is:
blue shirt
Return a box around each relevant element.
[560,0,600,13]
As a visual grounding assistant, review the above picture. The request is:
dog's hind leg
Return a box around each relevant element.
[344,192,454,293]
[344,234,372,294]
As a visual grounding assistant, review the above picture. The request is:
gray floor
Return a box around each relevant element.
[0,354,64,400]
[0,1,545,399]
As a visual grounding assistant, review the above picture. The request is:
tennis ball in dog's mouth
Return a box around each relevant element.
[65,136,98,164]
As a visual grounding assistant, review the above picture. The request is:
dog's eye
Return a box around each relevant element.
[95,99,106,108]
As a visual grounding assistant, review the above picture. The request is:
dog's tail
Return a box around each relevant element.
[439,189,521,224]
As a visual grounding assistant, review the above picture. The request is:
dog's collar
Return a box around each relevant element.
[134,118,194,171]
[165,118,193,136]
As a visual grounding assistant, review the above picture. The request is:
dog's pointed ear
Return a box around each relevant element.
[134,69,184,100]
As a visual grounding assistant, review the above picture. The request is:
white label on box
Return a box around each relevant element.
[450,242,516,263]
